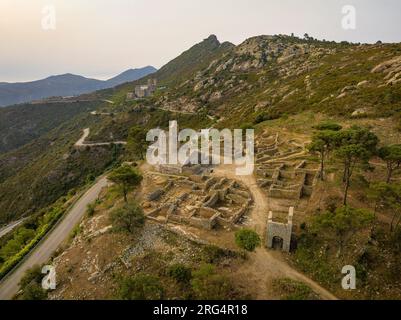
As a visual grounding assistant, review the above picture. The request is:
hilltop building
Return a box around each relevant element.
[127,78,158,100]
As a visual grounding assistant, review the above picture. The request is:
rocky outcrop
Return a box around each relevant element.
[371,56,401,85]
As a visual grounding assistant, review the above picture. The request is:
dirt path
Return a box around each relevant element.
[74,128,127,148]
[211,164,337,300]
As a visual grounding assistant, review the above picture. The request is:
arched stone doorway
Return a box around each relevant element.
[272,236,284,250]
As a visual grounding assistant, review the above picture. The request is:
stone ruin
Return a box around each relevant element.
[255,133,303,164]
[257,160,319,201]
[143,174,253,231]
[155,163,205,176]
[256,132,319,253]
[266,207,294,252]
[255,132,319,212]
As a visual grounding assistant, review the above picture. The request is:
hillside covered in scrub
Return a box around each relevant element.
[1,33,401,300]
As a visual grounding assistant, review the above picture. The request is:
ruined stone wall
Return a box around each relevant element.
[189,210,220,230]
[231,200,252,224]
[157,164,183,175]
[269,187,302,200]
[204,177,217,191]
[203,191,220,208]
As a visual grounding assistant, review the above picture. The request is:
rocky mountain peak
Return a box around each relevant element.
[204,34,220,45]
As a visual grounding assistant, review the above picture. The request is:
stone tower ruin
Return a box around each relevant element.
[266,207,294,252]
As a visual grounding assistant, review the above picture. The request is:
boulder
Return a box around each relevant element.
[357,80,369,87]
[351,108,369,117]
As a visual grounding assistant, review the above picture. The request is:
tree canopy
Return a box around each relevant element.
[311,206,375,255]
[108,165,142,202]
[127,126,147,160]
[333,126,378,205]
[369,182,401,231]
[378,145,401,183]
[308,130,337,180]
[111,202,145,234]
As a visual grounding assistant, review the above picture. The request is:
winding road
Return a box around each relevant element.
[74,128,127,148]
[0,177,110,300]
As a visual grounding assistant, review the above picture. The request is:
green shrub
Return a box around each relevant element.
[191,264,234,300]
[85,174,96,184]
[69,224,82,240]
[111,202,145,234]
[235,229,261,252]
[21,282,47,300]
[313,122,342,131]
[0,207,64,280]
[202,245,227,263]
[118,274,164,300]
[272,278,318,300]
[18,265,48,300]
[254,113,268,124]
[253,111,281,124]
[294,233,337,286]
[167,264,192,284]
[324,195,343,213]
[0,227,36,261]
[19,265,43,289]
[86,202,96,217]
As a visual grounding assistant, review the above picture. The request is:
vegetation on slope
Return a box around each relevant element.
[0,112,124,223]
[0,101,99,154]
[2,33,401,300]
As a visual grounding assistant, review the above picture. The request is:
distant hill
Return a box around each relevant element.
[0,66,156,107]
[105,67,157,87]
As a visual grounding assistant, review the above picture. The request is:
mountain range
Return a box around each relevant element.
[0,66,157,107]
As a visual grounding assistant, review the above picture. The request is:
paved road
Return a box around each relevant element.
[0,177,110,300]
[0,219,27,239]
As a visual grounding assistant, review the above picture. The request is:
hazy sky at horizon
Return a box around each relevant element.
[1,0,401,82]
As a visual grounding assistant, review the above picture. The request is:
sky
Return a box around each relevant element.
[1,0,401,82]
